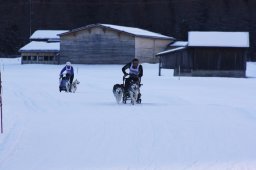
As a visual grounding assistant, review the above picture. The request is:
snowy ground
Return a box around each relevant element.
[0,58,256,170]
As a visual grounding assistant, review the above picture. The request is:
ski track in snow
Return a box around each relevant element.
[0,59,256,169]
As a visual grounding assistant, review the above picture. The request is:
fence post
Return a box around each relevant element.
[158,57,161,76]
[178,65,181,80]
[0,72,3,133]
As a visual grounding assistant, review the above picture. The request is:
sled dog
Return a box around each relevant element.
[113,84,124,104]
[71,79,80,93]
[128,82,139,105]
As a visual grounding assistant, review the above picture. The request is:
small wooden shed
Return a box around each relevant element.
[19,30,67,64]
[157,32,249,77]
[157,41,190,76]
[19,41,60,64]
[59,24,174,64]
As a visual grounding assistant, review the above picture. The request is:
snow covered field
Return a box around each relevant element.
[0,58,256,170]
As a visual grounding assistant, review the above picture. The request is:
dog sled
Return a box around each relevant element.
[113,74,142,105]
[59,74,71,92]
[59,74,80,93]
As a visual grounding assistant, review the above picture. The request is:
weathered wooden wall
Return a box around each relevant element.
[191,48,247,70]
[135,37,172,63]
[158,47,247,77]
[60,27,135,64]
[158,49,192,76]
[190,47,247,77]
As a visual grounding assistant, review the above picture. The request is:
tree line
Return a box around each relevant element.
[0,0,255,60]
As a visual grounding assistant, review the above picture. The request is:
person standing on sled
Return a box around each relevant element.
[122,58,143,98]
[60,61,74,92]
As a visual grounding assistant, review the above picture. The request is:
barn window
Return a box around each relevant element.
[22,56,27,61]
[49,56,54,61]
[38,56,44,61]
[44,56,49,61]
[31,56,37,61]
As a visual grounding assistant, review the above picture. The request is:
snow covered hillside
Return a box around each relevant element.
[0,58,256,170]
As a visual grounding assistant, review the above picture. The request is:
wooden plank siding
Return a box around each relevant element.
[157,47,247,77]
[60,27,135,64]
[158,49,192,76]
[191,48,246,70]
[135,37,171,63]
[190,47,247,77]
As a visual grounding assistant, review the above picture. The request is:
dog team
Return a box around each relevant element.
[59,59,143,104]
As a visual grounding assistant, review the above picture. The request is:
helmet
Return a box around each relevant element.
[66,61,71,66]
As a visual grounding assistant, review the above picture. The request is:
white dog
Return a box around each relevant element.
[113,84,124,104]
[70,79,80,93]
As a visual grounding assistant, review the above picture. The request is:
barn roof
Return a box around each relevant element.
[188,31,249,48]
[169,41,188,47]
[59,24,174,40]
[19,41,60,52]
[156,47,186,56]
[30,30,68,41]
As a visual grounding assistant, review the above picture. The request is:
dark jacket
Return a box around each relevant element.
[122,62,143,77]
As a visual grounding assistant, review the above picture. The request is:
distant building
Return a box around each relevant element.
[157,41,189,76]
[59,24,174,64]
[29,30,68,42]
[19,30,68,64]
[157,31,249,77]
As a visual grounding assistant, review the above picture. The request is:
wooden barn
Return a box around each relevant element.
[19,30,67,64]
[59,24,174,64]
[157,32,249,77]
[157,41,190,76]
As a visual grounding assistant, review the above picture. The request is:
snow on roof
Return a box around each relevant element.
[60,24,174,40]
[170,41,188,47]
[156,47,186,56]
[188,31,249,48]
[100,24,173,39]
[19,41,60,52]
[30,30,68,40]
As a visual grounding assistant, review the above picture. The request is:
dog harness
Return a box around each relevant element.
[129,64,139,75]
